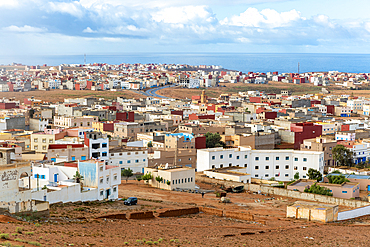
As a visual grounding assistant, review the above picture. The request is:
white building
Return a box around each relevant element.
[84,131,109,160]
[347,99,363,112]
[108,147,148,173]
[30,160,121,203]
[197,147,324,181]
[335,132,356,141]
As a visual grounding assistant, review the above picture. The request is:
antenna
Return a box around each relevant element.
[84,54,86,65]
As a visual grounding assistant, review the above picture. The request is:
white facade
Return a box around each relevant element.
[347,99,363,112]
[109,149,148,173]
[197,147,324,181]
[335,132,356,141]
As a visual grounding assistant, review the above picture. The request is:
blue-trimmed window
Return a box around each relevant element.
[342,191,347,193]
[81,156,86,161]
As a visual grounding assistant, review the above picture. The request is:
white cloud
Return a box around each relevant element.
[3,25,47,33]
[83,27,97,33]
[313,15,336,28]
[0,0,19,8]
[222,7,302,28]
[48,1,84,18]
[152,6,214,24]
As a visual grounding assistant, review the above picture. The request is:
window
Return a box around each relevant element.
[49,139,53,143]
[81,156,86,161]
[100,191,104,196]
[255,174,259,178]
[114,175,117,180]
[276,157,280,161]
[244,164,247,167]
[294,157,298,161]
[113,187,117,192]
[220,164,223,168]
[236,156,240,160]
[265,157,269,161]
[42,146,46,150]
[244,155,248,159]
[303,167,307,171]
[255,166,259,170]
[303,158,307,162]
[255,157,259,161]
[102,143,107,148]
[100,179,103,184]
[34,138,38,143]
[100,166,103,171]
[212,165,215,169]
[229,163,232,167]
[285,165,289,169]
[34,145,38,150]
[220,155,223,159]
[42,138,46,143]
[127,160,131,164]
[265,166,269,169]
[285,156,289,160]
[265,174,269,177]
[119,161,123,164]
[285,174,289,177]
[275,174,279,177]
[342,191,348,193]
[71,156,76,161]
[135,160,139,163]
[276,165,279,169]
[182,179,184,183]
[229,154,232,158]
[106,177,109,183]
[212,156,215,160]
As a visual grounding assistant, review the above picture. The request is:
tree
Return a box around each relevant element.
[327,175,350,184]
[307,168,322,182]
[304,183,332,196]
[155,176,163,188]
[147,141,153,148]
[73,171,84,184]
[121,168,133,183]
[332,144,353,167]
[205,132,226,148]
[141,173,153,184]
[294,172,300,180]
[166,180,171,186]
[331,170,341,174]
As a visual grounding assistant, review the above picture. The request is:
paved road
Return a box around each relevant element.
[139,84,176,99]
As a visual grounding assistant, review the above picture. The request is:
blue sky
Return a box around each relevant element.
[1,0,370,56]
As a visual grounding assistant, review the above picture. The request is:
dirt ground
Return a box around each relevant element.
[0,89,145,103]
[1,180,370,246]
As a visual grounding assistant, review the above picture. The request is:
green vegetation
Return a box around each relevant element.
[166,180,171,186]
[136,175,142,181]
[304,183,333,196]
[155,176,163,188]
[332,145,354,167]
[15,227,23,234]
[205,132,226,148]
[331,170,342,174]
[121,168,133,183]
[141,173,153,183]
[25,232,34,235]
[73,171,84,183]
[294,172,300,180]
[147,141,153,148]
[28,241,42,246]
[307,168,322,182]
[327,175,350,184]
[0,233,9,239]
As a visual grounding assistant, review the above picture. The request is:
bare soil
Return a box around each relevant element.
[1,180,369,246]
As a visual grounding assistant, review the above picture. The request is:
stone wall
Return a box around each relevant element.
[196,174,370,208]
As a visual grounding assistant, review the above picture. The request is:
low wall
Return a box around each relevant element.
[338,205,370,221]
[157,207,199,217]
[224,211,254,221]
[128,211,155,219]
[97,213,127,220]
[199,207,223,217]
[196,174,370,208]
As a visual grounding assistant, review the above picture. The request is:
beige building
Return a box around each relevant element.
[287,201,338,223]
[179,124,225,135]
[30,131,66,153]
[47,144,89,162]
[221,133,275,150]
[148,148,196,168]
[114,121,167,139]
[300,137,337,167]
[53,116,98,128]
[144,165,195,190]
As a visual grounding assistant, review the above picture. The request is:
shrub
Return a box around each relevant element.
[1,242,12,247]
[0,233,9,239]
[28,241,42,246]
[146,241,153,245]
[35,223,41,227]
[25,232,34,235]
[327,175,350,184]
[15,238,27,243]
[304,183,332,196]
[16,227,23,234]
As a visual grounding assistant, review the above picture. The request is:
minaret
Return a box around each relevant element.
[201,90,206,104]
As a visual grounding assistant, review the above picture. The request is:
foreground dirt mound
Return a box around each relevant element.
[0,215,20,223]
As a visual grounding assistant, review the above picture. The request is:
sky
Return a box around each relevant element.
[1,0,370,56]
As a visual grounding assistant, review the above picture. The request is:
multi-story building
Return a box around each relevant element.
[84,131,109,160]
[30,131,66,153]
[47,144,89,162]
[54,116,98,128]
[197,146,324,181]
[108,147,148,173]
[300,137,337,167]
[114,121,167,139]
[347,99,363,112]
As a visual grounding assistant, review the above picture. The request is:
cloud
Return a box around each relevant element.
[2,25,47,33]
[152,5,215,24]
[48,1,84,18]
[222,7,302,28]
[83,27,97,33]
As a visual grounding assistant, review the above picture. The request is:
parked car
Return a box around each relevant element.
[124,197,138,206]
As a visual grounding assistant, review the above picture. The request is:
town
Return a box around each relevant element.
[1,62,370,246]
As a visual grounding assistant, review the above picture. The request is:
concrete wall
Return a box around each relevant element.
[196,174,370,208]
[338,205,370,221]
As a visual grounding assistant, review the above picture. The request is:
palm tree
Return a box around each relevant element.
[73,171,84,191]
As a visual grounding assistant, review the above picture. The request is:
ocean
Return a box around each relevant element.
[1,53,370,74]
